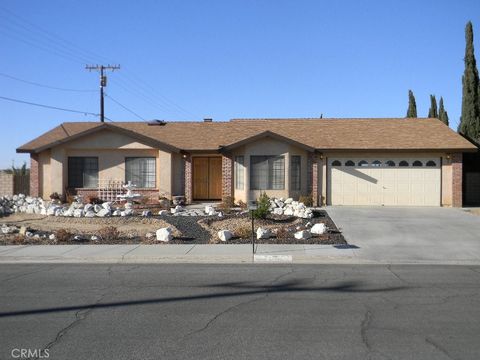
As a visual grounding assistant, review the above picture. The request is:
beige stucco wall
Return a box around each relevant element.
[322,151,451,206]
[231,137,309,203]
[37,129,175,200]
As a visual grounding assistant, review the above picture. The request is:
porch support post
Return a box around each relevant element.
[452,153,463,208]
[221,154,233,201]
[308,152,320,207]
[184,154,192,204]
[30,153,39,197]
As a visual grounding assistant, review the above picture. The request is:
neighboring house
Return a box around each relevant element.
[16,118,477,207]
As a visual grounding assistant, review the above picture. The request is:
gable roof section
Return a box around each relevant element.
[17,118,478,154]
[220,130,316,151]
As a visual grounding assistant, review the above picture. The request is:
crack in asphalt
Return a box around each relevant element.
[0,265,57,284]
[360,309,373,353]
[120,245,141,262]
[29,265,115,360]
[425,336,455,360]
[386,265,408,284]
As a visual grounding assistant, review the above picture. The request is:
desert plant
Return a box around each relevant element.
[234,225,252,239]
[97,226,120,242]
[54,229,73,242]
[299,194,313,207]
[252,192,270,219]
[275,226,291,240]
[236,200,247,209]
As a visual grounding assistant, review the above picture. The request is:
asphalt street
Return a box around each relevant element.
[0,264,479,360]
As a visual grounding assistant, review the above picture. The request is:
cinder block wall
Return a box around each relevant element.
[0,172,14,196]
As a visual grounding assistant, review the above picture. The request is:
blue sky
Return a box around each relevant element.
[1,0,479,168]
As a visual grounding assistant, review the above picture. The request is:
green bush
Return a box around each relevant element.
[299,194,313,207]
[252,192,270,219]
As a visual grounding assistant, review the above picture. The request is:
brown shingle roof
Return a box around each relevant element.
[16,118,477,153]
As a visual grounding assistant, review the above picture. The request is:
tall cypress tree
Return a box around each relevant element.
[406,90,417,118]
[438,97,449,125]
[459,21,480,140]
[428,95,438,118]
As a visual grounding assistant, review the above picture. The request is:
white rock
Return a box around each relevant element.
[142,210,152,217]
[73,209,84,218]
[272,208,284,215]
[25,231,34,238]
[256,227,271,239]
[284,207,294,216]
[96,208,111,217]
[156,227,173,242]
[311,223,327,235]
[275,200,284,208]
[217,212,223,218]
[218,230,232,242]
[102,202,112,210]
[91,235,99,241]
[284,198,293,204]
[205,205,214,214]
[305,222,312,227]
[48,234,56,241]
[145,232,154,239]
[113,210,121,216]
[93,204,102,213]
[294,230,311,240]
[84,211,96,218]
[158,210,168,216]
[84,204,94,212]
[125,202,133,209]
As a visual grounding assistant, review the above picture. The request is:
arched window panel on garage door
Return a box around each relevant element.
[358,160,369,167]
[385,160,396,167]
[372,160,382,167]
[426,160,437,167]
[345,160,355,166]
[412,160,423,167]
[399,160,409,167]
[331,160,342,166]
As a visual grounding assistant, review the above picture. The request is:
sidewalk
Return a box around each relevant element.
[1,244,478,264]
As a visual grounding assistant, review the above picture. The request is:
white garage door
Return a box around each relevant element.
[328,158,441,206]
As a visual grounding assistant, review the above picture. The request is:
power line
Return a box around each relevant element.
[0,95,100,117]
[0,72,96,92]
[105,93,145,121]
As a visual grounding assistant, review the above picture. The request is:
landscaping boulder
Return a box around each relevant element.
[142,210,152,217]
[205,205,216,216]
[93,205,103,213]
[218,230,232,242]
[256,227,271,239]
[48,234,56,241]
[96,208,111,217]
[284,207,294,216]
[84,204,94,212]
[273,208,284,216]
[73,209,84,218]
[84,211,96,218]
[311,223,326,235]
[294,230,311,240]
[156,227,173,242]
[284,198,293,204]
[158,210,168,216]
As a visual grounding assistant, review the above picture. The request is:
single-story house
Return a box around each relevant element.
[16,118,478,207]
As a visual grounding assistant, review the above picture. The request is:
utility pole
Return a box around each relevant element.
[85,64,120,122]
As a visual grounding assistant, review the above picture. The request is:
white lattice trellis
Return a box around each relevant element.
[97,179,125,202]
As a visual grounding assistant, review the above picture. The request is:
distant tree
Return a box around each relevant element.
[3,162,29,176]
[438,97,449,125]
[459,21,480,140]
[428,95,438,118]
[406,90,417,118]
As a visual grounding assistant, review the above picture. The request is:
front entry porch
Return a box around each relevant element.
[192,157,222,201]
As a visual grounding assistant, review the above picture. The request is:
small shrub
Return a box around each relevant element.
[49,192,61,201]
[252,192,270,219]
[236,200,247,210]
[234,225,252,239]
[275,227,291,240]
[218,196,235,213]
[97,226,120,241]
[86,196,102,205]
[54,229,73,242]
[299,194,313,207]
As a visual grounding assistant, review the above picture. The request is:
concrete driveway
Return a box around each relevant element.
[327,206,480,264]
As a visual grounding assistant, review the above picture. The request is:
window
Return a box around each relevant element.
[372,160,382,167]
[412,160,423,167]
[399,160,409,167]
[385,160,396,167]
[331,160,342,166]
[345,160,355,166]
[68,157,98,188]
[358,160,369,167]
[125,157,156,188]
[235,156,244,190]
[426,160,437,167]
[250,156,285,190]
[291,156,301,191]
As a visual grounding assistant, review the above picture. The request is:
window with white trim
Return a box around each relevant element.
[291,155,301,191]
[250,156,285,190]
[68,157,98,188]
[125,157,156,188]
[235,156,244,190]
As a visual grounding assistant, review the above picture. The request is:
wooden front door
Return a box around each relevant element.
[193,157,222,200]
